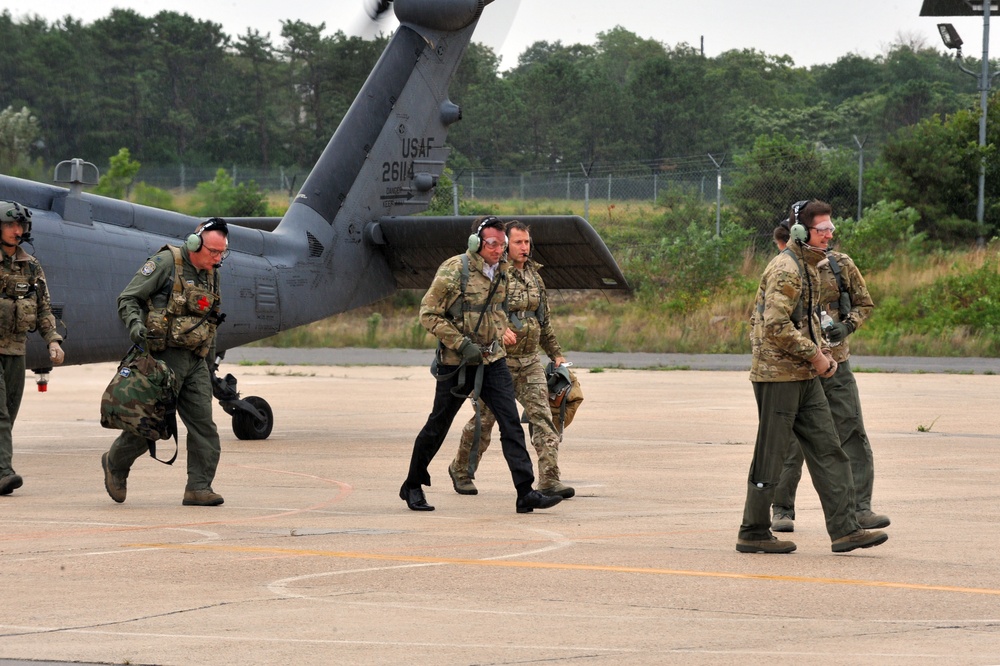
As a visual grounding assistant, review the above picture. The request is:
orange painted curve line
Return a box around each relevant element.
[124,542,1000,597]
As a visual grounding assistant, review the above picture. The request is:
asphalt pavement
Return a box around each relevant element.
[223,346,1000,374]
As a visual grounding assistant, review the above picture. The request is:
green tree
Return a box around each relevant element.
[89,10,158,162]
[873,106,983,239]
[0,106,39,174]
[190,168,267,217]
[729,135,829,235]
[150,11,231,163]
[94,147,141,199]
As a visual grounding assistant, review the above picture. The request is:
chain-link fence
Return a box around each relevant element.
[134,150,872,239]
[135,165,306,195]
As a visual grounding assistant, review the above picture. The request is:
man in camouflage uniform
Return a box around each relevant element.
[0,201,65,496]
[448,221,574,499]
[101,218,228,506]
[771,232,891,533]
[401,216,562,514]
[739,199,887,554]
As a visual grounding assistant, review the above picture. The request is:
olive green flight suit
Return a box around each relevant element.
[741,244,860,542]
[772,251,877,516]
[105,247,221,492]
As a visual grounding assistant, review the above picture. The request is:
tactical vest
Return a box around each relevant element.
[825,253,853,318]
[756,248,810,329]
[506,264,546,331]
[0,255,41,338]
[144,246,221,358]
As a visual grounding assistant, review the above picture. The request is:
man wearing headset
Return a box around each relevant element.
[770,215,890,534]
[448,220,575,499]
[738,200,887,554]
[0,201,65,496]
[400,216,562,514]
[101,218,228,506]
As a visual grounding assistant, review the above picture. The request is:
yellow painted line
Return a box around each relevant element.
[128,542,1000,597]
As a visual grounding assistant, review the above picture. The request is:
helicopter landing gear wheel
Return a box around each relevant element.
[232,395,273,440]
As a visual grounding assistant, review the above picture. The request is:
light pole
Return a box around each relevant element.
[923,0,1000,245]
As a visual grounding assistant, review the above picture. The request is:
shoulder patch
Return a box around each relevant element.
[140,261,156,276]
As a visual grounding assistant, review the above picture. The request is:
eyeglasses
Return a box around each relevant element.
[205,247,230,259]
[811,225,835,235]
[481,238,506,248]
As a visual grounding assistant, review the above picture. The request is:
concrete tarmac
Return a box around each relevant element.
[2,360,1000,665]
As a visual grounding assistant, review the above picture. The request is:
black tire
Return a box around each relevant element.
[232,396,273,440]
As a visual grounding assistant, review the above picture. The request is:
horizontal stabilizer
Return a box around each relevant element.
[368,216,628,290]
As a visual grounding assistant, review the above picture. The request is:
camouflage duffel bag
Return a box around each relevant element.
[100,347,178,461]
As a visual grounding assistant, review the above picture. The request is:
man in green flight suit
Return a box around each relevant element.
[0,201,65,496]
[739,199,888,554]
[448,220,575,499]
[770,221,891,533]
[101,218,228,506]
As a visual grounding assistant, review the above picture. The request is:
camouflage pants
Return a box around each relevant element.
[772,359,876,515]
[106,347,221,491]
[0,354,25,477]
[451,355,561,488]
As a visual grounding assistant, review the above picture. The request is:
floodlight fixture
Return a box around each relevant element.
[938,23,964,49]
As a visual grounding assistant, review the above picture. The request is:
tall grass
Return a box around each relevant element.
[250,198,1000,357]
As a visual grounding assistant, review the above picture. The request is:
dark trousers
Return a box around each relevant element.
[406,359,534,493]
[772,360,876,514]
[0,354,25,476]
[740,379,859,542]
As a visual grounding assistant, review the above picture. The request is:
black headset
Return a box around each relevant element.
[185,217,229,252]
[467,216,504,253]
[789,200,811,244]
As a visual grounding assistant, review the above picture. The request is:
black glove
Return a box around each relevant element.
[458,338,483,365]
[128,320,148,346]
[825,320,854,343]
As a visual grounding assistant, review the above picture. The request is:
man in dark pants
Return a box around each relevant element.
[739,199,887,554]
[401,216,562,514]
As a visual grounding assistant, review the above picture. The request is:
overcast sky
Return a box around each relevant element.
[2,0,994,70]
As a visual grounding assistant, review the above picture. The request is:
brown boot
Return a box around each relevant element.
[448,462,477,495]
[183,489,224,506]
[856,509,890,529]
[101,453,126,503]
[736,536,797,554]
[831,529,887,553]
[538,481,575,499]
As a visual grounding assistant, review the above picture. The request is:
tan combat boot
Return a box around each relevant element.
[538,481,575,499]
[183,489,224,506]
[101,452,126,503]
[448,462,477,495]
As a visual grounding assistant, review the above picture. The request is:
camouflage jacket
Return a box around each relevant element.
[505,259,563,361]
[420,250,508,365]
[0,247,62,356]
[118,246,220,360]
[749,244,828,382]
[818,250,874,363]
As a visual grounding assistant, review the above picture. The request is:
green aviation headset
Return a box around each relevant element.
[185,217,229,252]
[467,216,505,253]
[789,200,811,244]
